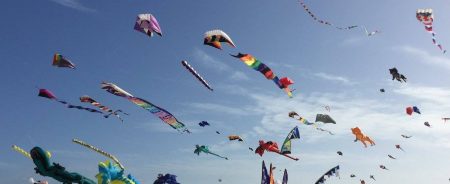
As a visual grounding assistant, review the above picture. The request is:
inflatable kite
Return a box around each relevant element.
[38,89,103,114]
[280,126,300,154]
[52,53,76,69]
[96,160,140,184]
[315,114,336,124]
[203,30,235,50]
[255,140,299,161]
[101,82,189,133]
[153,174,180,184]
[351,127,375,147]
[228,135,243,142]
[194,145,228,160]
[299,0,357,30]
[30,147,96,184]
[134,13,162,38]
[389,68,407,83]
[80,95,128,122]
[314,165,340,184]
[231,53,294,97]
[416,9,446,53]
[181,60,213,91]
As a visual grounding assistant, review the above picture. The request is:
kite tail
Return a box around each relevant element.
[56,100,104,114]
[277,152,299,161]
[72,139,125,170]
[12,145,32,159]
[298,0,358,30]
[430,31,446,53]
[208,152,228,160]
[104,110,128,123]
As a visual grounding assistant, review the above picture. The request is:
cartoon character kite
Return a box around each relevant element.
[351,127,375,147]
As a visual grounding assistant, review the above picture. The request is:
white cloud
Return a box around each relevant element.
[49,0,95,12]
[395,45,450,70]
[314,72,355,85]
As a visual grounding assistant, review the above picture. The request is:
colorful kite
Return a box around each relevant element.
[228,135,244,142]
[315,114,336,124]
[101,82,189,133]
[351,127,375,147]
[314,165,340,184]
[38,89,103,114]
[406,106,421,115]
[281,126,300,154]
[30,147,96,184]
[80,95,128,122]
[289,112,334,134]
[181,60,213,91]
[416,9,446,53]
[255,140,299,161]
[231,53,294,97]
[389,68,407,83]
[52,53,76,69]
[194,145,228,160]
[153,174,180,184]
[96,160,140,184]
[72,138,125,170]
[204,29,235,50]
[134,13,162,38]
[299,0,357,30]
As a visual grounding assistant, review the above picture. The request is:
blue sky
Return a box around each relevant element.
[2,0,450,183]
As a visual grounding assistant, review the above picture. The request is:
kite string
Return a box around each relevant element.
[72,139,125,170]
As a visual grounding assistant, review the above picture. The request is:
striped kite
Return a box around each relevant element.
[231,53,294,97]
[181,60,213,91]
[80,95,128,122]
[101,82,189,133]
[204,30,236,50]
[416,9,446,53]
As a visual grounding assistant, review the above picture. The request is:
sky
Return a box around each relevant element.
[1,0,450,183]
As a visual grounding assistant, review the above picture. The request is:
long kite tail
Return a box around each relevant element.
[298,0,358,30]
[277,152,299,161]
[56,100,104,114]
[12,145,32,159]
[181,60,214,91]
[72,139,125,170]
[430,31,446,53]
[208,152,229,160]
[80,96,127,122]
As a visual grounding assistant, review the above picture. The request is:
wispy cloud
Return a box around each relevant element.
[314,72,355,85]
[49,0,95,12]
[395,45,450,70]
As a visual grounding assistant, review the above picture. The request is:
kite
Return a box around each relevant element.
[38,89,103,114]
[101,82,189,133]
[379,165,389,170]
[360,180,366,184]
[96,160,140,184]
[416,9,446,53]
[363,26,380,36]
[228,135,244,142]
[73,138,125,170]
[29,178,48,184]
[194,145,228,160]
[261,161,270,184]
[442,118,450,122]
[315,114,336,124]
[424,121,431,127]
[388,155,396,159]
[134,13,162,38]
[389,68,407,83]
[380,89,385,93]
[231,53,294,97]
[299,0,357,30]
[80,95,128,122]
[249,147,254,151]
[395,144,404,152]
[203,29,236,50]
[351,127,375,147]
[282,169,288,184]
[289,112,314,125]
[337,151,343,156]
[280,126,301,154]
[216,131,221,134]
[52,53,76,69]
[324,106,330,112]
[198,121,210,127]
[401,135,412,138]
[350,174,356,178]
[406,106,421,115]
[314,165,340,184]
[370,175,376,181]
[181,60,213,91]
[30,147,96,184]
[255,140,299,161]
[153,174,180,184]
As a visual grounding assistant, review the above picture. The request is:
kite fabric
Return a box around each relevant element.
[181,60,213,91]
[406,106,421,115]
[101,82,189,133]
[153,174,180,184]
[231,53,294,97]
[30,147,96,184]
[72,138,125,170]
[315,114,336,124]
[134,13,162,38]
[261,161,270,184]
[416,9,446,53]
[389,68,407,83]
[204,29,236,50]
[52,53,76,69]
[314,165,340,184]
[280,126,300,154]
[96,160,140,184]
[299,0,357,30]
[194,145,228,160]
[351,127,375,147]
[80,95,128,122]
[255,140,299,161]
[38,89,103,114]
